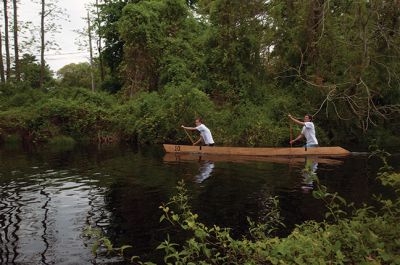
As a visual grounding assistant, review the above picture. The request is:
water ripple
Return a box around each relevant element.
[0,167,111,265]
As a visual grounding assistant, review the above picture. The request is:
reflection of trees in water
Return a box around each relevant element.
[40,186,50,265]
[86,185,111,229]
[84,184,113,262]
[0,183,22,263]
[253,186,283,236]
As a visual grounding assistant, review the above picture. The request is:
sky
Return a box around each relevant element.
[20,0,93,72]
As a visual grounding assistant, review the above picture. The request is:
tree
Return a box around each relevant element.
[96,0,130,92]
[118,0,204,96]
[94,0,105,82]
[57,62,100,89]
[198,0,269,102]
[12,0,19,81]
[3,0,10,81]
[96,0,205,93]
[266,0,400,139]
[38,0,68,88]
[87,10,95,91]
[20,54,53,88]
[0,24,5,82]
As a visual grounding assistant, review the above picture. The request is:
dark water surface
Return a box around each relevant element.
[0,144,398,264]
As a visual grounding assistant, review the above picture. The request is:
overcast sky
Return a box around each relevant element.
[20,0,93,72]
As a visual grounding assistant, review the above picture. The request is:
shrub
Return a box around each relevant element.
[48,135,76,146]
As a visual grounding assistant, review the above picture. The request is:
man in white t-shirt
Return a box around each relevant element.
[288,114,319,147]
[181,118,215,146]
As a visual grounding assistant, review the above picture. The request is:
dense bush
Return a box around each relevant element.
[0,86,309,146]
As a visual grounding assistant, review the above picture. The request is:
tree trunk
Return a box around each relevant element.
[0,25,5,83]
[40,0,45,88]
[305,0,325,62]
[3,0,10,81]
[96,0,104,82]
[12,0,20,81]
[88,11,95,92]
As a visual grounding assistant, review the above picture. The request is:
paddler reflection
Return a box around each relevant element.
[301,157,318,192]
[194,160,215,183]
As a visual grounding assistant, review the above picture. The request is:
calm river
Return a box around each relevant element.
[0,144,398,264]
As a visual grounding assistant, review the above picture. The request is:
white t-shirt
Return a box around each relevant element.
[301,122,318,145]
[196,124,214,145]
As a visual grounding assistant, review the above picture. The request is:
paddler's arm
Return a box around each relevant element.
[181,125,198,131]
[288,114,305,126]
[290,133,304,145]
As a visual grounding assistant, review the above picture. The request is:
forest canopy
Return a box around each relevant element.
[0,0,399,148]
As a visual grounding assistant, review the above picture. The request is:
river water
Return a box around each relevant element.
[0,144,398,264]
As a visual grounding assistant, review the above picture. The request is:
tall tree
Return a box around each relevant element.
[38,0,68,88]
[57,62,99,89]
[40,0,45,87]
[87,10,95,92]
[12,0,20,81]
[97,0,129,91]
[95,0,104,82]
[118,0,203,96]
[199,0,268,102]
[3,0,10,80]
[0,25,5,82]
[20,54,53,88]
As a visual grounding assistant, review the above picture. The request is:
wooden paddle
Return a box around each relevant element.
[183,127,195,144]
[290,123,293,148]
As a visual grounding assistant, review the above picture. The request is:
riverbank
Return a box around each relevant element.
[1,86,398,149]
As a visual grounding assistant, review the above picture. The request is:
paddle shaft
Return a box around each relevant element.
[183,128,195,144]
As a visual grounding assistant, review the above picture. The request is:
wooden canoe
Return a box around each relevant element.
[163,144,351,157]
[163,153,344,165]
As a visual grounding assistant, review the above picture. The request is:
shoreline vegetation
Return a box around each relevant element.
[0,85,399,150]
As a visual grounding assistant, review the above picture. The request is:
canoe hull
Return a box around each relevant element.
[163,144,351,157]
[163,153,344,165]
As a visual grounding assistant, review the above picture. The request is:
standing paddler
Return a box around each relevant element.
[288,114,319,148]
[181,118,215,146]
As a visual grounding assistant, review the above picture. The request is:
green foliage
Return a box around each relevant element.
[118,0,204,95]
[83,226,132,258]
[0,84,337,146]
[97,0,129,77]
[91,0,400,146]
[267,0,400,137]
[2,0,400,147]
[209,102,288,147]
[2,134,21,146]
[20,54,54,88]
[57,62,101,89]
[48,135,76,147]
[0,87,115,143]
[199,0,269,103]
[111,83,214,144]
[0,83,48,111]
